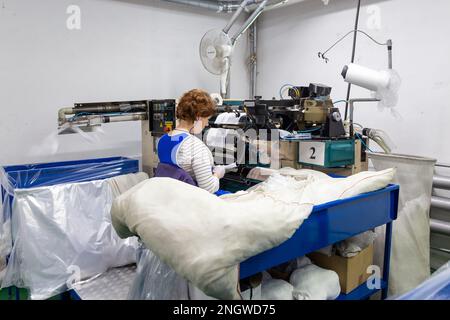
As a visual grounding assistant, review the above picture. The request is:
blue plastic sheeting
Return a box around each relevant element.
[396,262,450,300]
[2,157,138,189]
[1,157,138,218]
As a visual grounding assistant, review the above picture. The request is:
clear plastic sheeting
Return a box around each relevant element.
[0,167,14,284]
[368,152,436,297]
[128,244,190,300]
[0,157,139,287]
[396,261,450,300]
[2,177,141,300]
[128,244,263,300]
[374,69,402,116]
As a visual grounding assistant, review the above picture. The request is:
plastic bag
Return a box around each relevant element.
[396,261,450,300]
[0,167,14,284]
[335,231,377,258]
[2,177,140,299]
[128,245,189,300]
[0,157,140,288]
[369,152,436,297]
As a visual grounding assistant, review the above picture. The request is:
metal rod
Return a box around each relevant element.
[162,0,228,12]
[249,21,258,98]
[387,39,393,69]
[344,0,362,120]
[430,218,450,236]
[382,221,393,300]
[433,175,450,190]
[223,0,252,34]
[431,196,450,211]
[348,98,380,136]
[231,0,267,44]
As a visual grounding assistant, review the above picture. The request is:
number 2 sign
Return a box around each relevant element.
[299,141,326,166]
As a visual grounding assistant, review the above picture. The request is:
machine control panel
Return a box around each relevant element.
[149,99,176,134]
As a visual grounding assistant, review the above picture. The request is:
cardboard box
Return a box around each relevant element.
[308,244,374,294]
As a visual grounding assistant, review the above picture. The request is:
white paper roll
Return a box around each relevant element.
[343,63,390,92]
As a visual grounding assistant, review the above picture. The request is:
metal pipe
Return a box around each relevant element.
[231,0,268,44]
[58,107,75,125]
[249,21,257,98]
[434,175,450,190]
[223,0,252,33]
[162,0,227,12]
[344,0,362,120]
[387,39,393,69]
[430,218,450,236]
[431,196,450,211]
[107,113,147,123]
[348,98,380,136]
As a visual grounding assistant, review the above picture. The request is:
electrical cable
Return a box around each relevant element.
[279,83,297,99]
[298,126,322,133]
[332,100,348,106]
[355,133,373,153]
[318,30,389,62]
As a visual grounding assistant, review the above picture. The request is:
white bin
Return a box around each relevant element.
[368,152,436,297]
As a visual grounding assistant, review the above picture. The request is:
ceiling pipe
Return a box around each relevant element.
[161,0,242,12]
[223,0,253,33]
[231,0,267,44]
[161,0,291,13]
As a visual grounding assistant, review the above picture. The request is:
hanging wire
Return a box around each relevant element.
[318,29,389,63]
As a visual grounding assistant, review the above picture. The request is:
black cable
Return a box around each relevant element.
[344,0,362,120]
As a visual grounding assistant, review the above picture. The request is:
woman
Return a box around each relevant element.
[156,89,225,193]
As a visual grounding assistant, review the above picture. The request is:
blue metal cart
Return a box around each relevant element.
[70,182,399,301]
[240,184,399,300]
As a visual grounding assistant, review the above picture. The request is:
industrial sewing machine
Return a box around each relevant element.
[57,83,368,185]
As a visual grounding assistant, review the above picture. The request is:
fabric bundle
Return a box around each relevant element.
[289,257,340,300]
[112,168,395,300]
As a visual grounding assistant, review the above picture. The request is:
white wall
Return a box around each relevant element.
[0,0,250,166]
[258,0,450,164]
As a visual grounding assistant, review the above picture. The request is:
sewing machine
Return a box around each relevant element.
[57,84,368,182]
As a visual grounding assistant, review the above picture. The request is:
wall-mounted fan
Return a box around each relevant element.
[199,0,268,98]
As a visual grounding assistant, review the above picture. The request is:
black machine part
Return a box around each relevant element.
[309,83,332,98]
[148,99,177,134]
[322,107,346,138]
[73,100,148,114]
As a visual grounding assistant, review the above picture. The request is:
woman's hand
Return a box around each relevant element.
[213,166,226,179]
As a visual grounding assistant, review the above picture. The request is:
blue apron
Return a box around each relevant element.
[155,133,230,196]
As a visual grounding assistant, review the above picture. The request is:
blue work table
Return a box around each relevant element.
[239,184,399,300]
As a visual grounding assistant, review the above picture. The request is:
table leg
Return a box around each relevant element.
[382,222,393,300]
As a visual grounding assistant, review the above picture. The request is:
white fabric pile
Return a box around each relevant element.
[289,257,340,300]
[258,257,340,300]
[2,172,147,299]
[335,231,377,258]
[112,168,394,300]
[261,279,294,300]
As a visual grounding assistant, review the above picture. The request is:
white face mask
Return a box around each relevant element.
[191,119,204,135]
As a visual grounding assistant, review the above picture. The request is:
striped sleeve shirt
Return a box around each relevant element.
[176,134,220,194]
